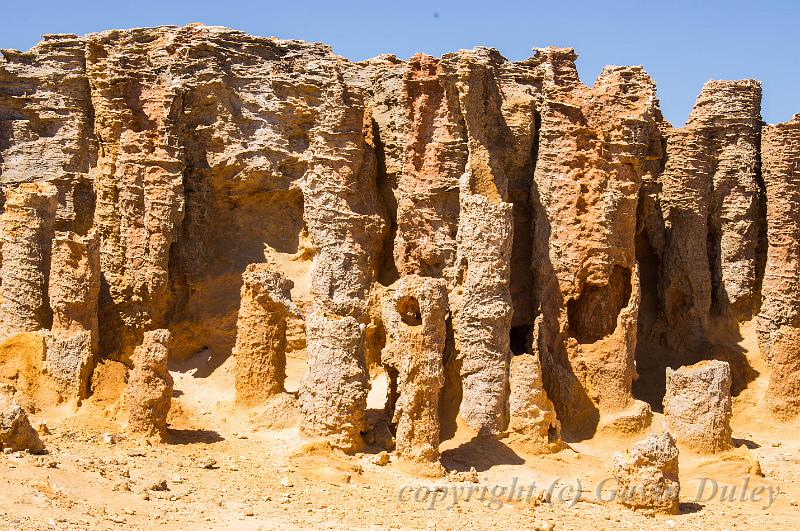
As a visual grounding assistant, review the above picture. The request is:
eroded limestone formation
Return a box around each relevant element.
[612,432,680,514]
[0,25,798,457]
[234,264,299,406]
[381,275,448,473]
[759,116,800,420]
[0,182,58,339]
[508,344,562,454]
[765,326,800,419]
[126,329,173,439]
[45,230,100,400]
[663,360,733,452]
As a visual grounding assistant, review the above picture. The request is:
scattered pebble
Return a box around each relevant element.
[150,480,169,492]
[197,458,217,469]
[280,476,294,487]
[371,451,390,466]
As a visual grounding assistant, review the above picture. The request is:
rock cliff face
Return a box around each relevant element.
[0,25,798,450]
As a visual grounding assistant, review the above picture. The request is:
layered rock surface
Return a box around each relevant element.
[0,25,799,458]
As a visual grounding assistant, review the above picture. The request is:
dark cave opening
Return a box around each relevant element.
[567,266,632,344]
[510,324,533,355]
[632,223,670,410]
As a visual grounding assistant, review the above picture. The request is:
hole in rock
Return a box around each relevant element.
[397,296,422,326]
[547,424,558,443]
[567,266,632,344]
[510,325,532,355]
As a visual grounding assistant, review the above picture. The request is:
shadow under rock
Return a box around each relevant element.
[441,435,525,473]
[166,428,225,445]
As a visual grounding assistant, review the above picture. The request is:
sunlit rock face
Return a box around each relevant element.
[0,25,798,451]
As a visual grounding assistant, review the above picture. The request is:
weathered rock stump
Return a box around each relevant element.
[127,329,173,440]
[663,360,732,452]
[234,264,299,407]
[612,432,680,514]
[0,393,44,453]
[381,275,448,474]
[508,351,562,454]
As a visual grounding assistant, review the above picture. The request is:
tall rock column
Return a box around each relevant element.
[298,60,388,452]
[46,230,100,400]
[86,30,185,361]
[381,275,448,474]
[127,329,173,440]
[685,80,763,319]
[530,48,658,435]
[759,115,800,419]
[442,50,515,435]
[234,264,299,407]
[0,182,58,340]
[639,81,764,405]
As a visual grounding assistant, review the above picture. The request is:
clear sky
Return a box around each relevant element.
[1,0,797,125]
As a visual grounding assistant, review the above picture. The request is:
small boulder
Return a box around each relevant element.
[0,395,44,454]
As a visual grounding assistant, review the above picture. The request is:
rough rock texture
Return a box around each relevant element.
[0,393,44,453]
[612,432,680,515]
[0,25,799,455]
[759,116,800,358]
[234,263,299,406]
[508,347,562,453]
[0,182,58,339]
[45,230,100,400]
[758,115,800,419]
[765,326,800,419]
[663,360,733,452]
[380,275,447,473]
[299,313,368,451]
[635,80,764,406]
[530,49,655,436]
[126,329,173,439]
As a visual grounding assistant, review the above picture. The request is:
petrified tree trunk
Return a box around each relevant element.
[759,115,800,419]
[127,329,173,440]
[234,264,298,406]
[381,275,448,474]
[45,230,100,400]
[0,182,58,339]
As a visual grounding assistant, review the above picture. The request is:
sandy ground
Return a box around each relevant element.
[2,323,800,530]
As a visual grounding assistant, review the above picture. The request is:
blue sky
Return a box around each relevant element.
[2,0,797,125]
